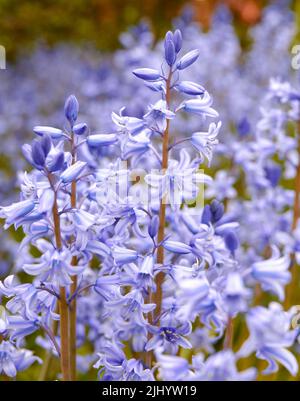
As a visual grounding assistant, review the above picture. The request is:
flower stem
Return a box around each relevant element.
[51,187,71,381]
[145,69,172,369]
[69,133,78,381]
[285,122,300,308]
[153,69,172,322]
[223,316,234,349]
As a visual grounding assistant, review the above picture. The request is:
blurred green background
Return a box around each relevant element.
[1,0,299,61]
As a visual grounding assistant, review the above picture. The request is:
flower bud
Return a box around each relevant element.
[73,122,88,136]
[132,68,161,82]
[87,134,118,147]
[148,215,159,238]
[31,140,45,169]
[173,29,182,53]
[64,94,79,126]
[165,39,176,66]
[177,49,199,70]
[60,161,87,183]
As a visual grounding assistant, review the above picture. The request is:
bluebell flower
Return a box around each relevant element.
[224,231,239,256]
[238,303,298,376]
[177,91,219,118]
[31,139,47,170]
[112,246,138,266]
[132,68,161,82]
[45,148,65,172]
[0,341,41,377]
[175,81,205,96]
[8,316,40,346]
[176,49,200,70]
[237,117,251,137]
[73,122,88,136]
[146,322,192,353]
[0,199,36,229]
[264,163,281,187]
[112,109,147,136]
[164,38,176,66]
[144,99,175,133]
[193,350,256,381]
[251,247,290,301]
[156,353,190,381]
[223,272,251,316]
[64,94,79,126]
[191,122,221,165]
[94,342,154,381]
[87,133,118,147]
[33,126,65,139]
[145,151,212,209]
[23,245,84,287]
[60,160,87,183]
[173,29,182,53]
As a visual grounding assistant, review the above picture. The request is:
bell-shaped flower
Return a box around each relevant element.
[72,209,96,232]
[223,272,251,316]
[8,316,40,346]
[176,91,219,118]
[191,121,221,166]
[145,322,192,353]
[60,160,87,183]
[0,199,36,229]
[23,247,84,287]
[237,303,298,376]
[193,350,256,381]
[251,247,291,301]
[144,99,175,133]
[45,148,65,172]
[112,246,139,266]
[156,353,190,381]
[0,341,41,377]
[145,150,212,210]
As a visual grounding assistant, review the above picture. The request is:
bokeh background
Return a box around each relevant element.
[1,0,299,59]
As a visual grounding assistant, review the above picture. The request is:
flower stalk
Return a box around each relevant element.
[285,121,300,308]
[69,132,78,381]
[50,173,70,381]
[153,68,172,323]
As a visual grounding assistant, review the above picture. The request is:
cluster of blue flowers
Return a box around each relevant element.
[1,2,300,382]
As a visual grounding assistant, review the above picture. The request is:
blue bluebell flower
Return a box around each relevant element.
[0,341,41,377]
[146,322,192,352]
[64,94,79,126]
[238,303,298,376]
[176,49,200,70]
[132,68,161,82]
[60,160,87,183]
[251,247,290,301]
